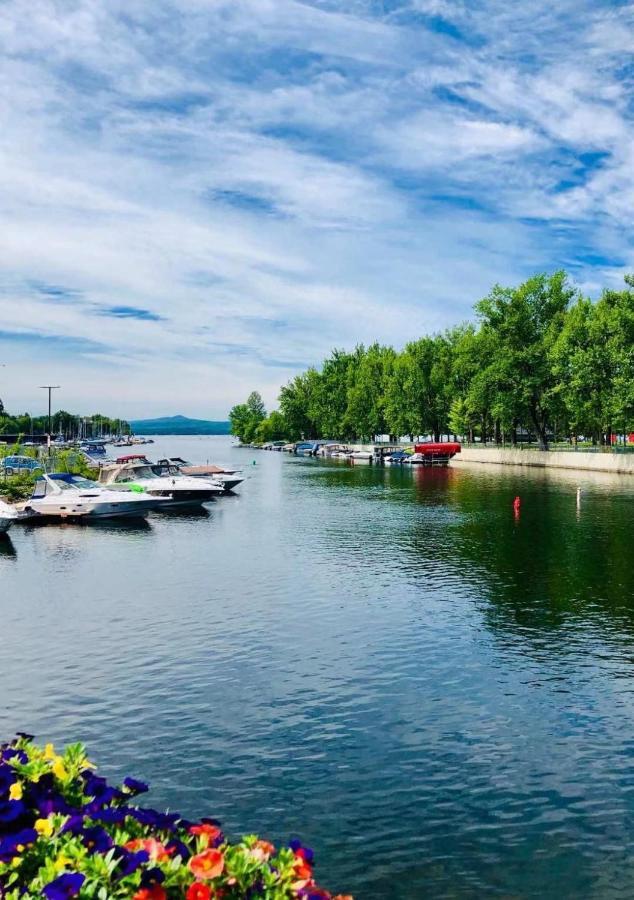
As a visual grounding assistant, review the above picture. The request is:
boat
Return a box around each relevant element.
[349,450,373,461]
[23,474,169,519]
[154,458,243,492]
[383,450,410,464]
[0,499,18,533]
[403,443,461,466]
[98,456,223,505]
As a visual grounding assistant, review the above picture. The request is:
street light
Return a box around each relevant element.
[39,385,60,449]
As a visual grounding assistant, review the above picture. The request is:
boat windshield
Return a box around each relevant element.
[70,477,100,490]
[117,465,157,481]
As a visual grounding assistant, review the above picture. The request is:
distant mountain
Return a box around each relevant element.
[130,415,231,435]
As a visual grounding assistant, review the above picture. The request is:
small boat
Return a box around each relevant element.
[155,458,243,493]
[384,450,410,464]
[0,499,18,533]
[98,456,223,506]
[349,450,373,461]
[24,474,169,519]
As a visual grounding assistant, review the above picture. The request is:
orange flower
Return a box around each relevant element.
[133,888,166,900]
[295,859,313,881]
[189,823,222,847]
[255,840,275,857]
[124,838,173,862]
[186,884,212,900]
[189,848,225,880]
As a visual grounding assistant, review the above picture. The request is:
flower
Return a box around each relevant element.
[0,798,26,824]
[0,829,37,863]
[187,884,212,900]
[124,837,173,862]
[35,817,54,837]
[113,847,150,877]
[132,888,166,900]
[189,848,225,880]
[122,776,149,795]
[42,872,85,899]
[51,758,68,781]
[9,782,22,801]
[189,822,223,847]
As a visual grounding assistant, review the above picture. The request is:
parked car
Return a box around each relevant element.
[0,455,44,475]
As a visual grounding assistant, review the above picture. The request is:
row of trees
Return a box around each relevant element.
[0,402,131,438]
[229,272,634,450]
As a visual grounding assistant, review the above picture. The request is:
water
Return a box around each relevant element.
[2,437,634,898]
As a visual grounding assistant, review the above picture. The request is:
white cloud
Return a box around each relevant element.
[0,0,633,417]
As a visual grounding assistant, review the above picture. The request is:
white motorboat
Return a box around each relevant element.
[349,450,373,461]
[0,499,18,533]
[98,456,223,505]
[155,458,243,492]
[25,474,170,519]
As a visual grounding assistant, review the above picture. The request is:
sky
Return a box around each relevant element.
[1,0,633,419]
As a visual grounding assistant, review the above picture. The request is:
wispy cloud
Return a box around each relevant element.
[0,0,632,416]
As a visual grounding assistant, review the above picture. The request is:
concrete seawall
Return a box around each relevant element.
[454,447,634,475]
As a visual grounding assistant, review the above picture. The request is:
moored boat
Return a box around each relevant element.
[154,458,243,492]
[98,456,223,506]
[24,474,169,519]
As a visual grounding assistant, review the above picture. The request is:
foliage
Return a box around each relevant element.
[264,272,634,447]
[0,409,130,438]
[229,393,267,444]
[0,735,350,900]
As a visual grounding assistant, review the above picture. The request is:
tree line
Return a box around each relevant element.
[0,401,131,438]
[229,272,634,450]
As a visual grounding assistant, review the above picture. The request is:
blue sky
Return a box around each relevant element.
[0,0,633,418]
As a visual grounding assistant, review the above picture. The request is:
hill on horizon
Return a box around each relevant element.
[130,415,231,435]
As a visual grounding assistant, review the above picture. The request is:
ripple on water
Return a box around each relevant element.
[3,440,634,898]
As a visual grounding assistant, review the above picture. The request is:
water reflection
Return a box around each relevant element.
[0,536,16,559]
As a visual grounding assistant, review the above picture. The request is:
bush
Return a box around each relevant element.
[0,736,350,900]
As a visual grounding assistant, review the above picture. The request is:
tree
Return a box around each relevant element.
[255,411,289,443]
[475,272,576,449]
[344,343,395,439]
[229,392,267,444]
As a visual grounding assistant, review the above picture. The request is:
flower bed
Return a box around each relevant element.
[0,736,350,899]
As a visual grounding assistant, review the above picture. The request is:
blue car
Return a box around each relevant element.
[1,455,44,475]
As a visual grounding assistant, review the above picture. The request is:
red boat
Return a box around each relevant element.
[410,442,461,465]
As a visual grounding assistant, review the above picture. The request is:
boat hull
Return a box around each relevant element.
[27,498,161,519]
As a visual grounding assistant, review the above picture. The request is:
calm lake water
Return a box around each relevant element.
[2,436,634,898]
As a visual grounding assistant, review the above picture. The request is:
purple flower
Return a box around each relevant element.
[122,776,149,796]
[140,866,165,887]
[82,825,113,853]
[0,828,37,862]
[0,765,16,796]
[42,873,85,899]
[0,799,26,826]
[1,748,28,765]
[93,806,130,825]
[113,847,150,877]
[166,837,190,860]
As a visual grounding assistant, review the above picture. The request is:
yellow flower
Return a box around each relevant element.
[54,854,71,872]
[52,758,67,780]
[35,818,54,838]
[44,743,56,760]
[9,782,22,801]
[11,857,21,868]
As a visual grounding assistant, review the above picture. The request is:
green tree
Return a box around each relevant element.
[475,272,576,449]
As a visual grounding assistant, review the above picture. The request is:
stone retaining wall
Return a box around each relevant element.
[454,447,634,475]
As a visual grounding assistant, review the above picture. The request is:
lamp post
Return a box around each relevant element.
[39,385,60,451]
